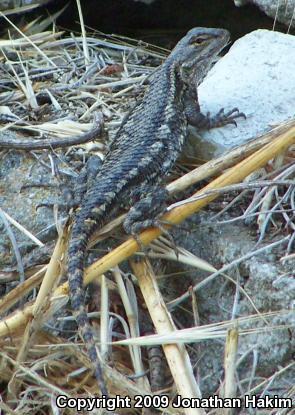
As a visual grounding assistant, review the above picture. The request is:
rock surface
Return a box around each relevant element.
[167,28,295,392]
[166,213,295,395]
[0,0,53,11]
[234,0,295,28]
[193,29,295,158]
[0,145,57,268]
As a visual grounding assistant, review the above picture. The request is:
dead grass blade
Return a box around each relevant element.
[114,310,290,346]
[130,258,205,415]
[0,12,57,66]
[6,225,68,397]
[0,267,46,316]
[76,0,90,65]
[0,119,294,339]
[168,118,295,195]
[220,328,239,415]
[0,208,44,247]
[112,267,149,390]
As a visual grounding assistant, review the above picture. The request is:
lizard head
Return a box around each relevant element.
[166,27,230,85]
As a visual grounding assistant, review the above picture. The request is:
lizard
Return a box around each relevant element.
[67,27,245,396]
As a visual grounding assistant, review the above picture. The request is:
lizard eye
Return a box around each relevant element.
[190,36,208,45]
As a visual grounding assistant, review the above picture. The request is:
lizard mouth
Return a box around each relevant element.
[210,41,231,64]
[221,39,232,53]
[209,36,231,64]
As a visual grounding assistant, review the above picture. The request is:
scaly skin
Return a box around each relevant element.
[68,27,243,395]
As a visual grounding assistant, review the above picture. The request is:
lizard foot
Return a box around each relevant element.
[36,155,102,212]
[123,187,179,258]
[203,107,246,129]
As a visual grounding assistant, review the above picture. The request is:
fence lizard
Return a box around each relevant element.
[67,27,244,395]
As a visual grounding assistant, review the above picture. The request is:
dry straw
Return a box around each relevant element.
[0,9,294,412]
[1,119,294,338]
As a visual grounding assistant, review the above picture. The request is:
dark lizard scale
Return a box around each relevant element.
[68,27,245,395]
[104,67,187,172]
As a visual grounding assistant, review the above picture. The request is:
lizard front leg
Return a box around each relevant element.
[184,84,245,130]
[72,154,102,206]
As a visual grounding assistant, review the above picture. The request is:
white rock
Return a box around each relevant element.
[197,29,295,154]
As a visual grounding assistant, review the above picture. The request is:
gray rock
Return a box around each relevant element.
[166,214,295,395]
[0,0,54,12]
[0,145,58,268]
[193,29,295,158]
[234,0,295,28]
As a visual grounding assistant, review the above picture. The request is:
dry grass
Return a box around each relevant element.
[0,11,294,415]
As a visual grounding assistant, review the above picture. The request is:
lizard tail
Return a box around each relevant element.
[68,212,108,396]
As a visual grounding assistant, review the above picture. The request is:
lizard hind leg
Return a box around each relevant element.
[123,186,178,256]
